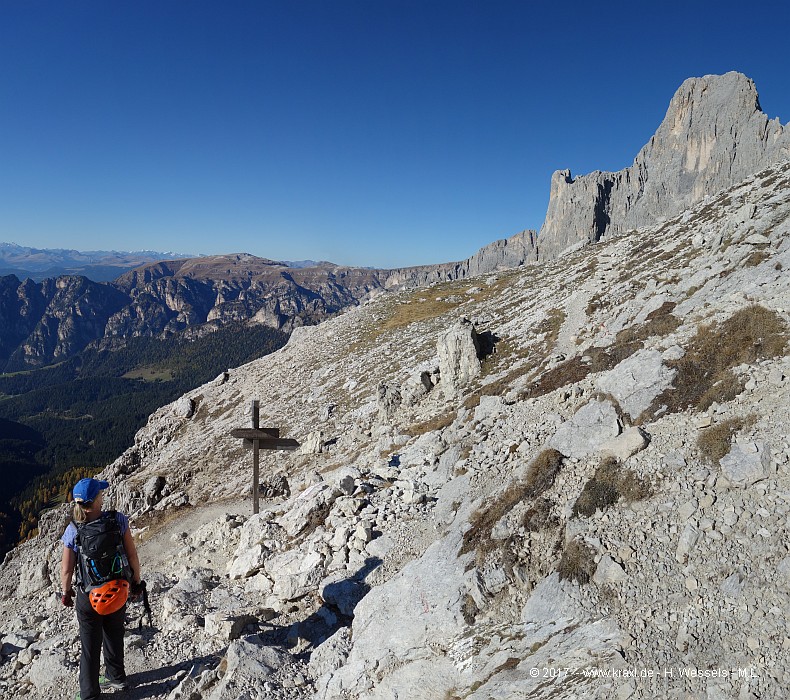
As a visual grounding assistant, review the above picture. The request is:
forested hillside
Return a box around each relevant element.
[0,322,288,557]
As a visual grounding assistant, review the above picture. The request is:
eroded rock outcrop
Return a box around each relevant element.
[538,72,790,259]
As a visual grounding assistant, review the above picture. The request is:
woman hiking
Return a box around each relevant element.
[60,478,142,700]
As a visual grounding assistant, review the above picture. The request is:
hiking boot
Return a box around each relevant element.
[100,677,129,691]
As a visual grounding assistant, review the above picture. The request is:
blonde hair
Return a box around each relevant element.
[72,501,92,524]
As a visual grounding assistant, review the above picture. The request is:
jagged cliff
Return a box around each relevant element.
[537,72,790,259]
[4,73,788,372]
[0,234,539,370]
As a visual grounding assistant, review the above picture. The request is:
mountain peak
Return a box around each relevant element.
[538,72,790,260]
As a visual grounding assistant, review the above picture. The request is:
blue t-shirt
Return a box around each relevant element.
[61,511,130,551]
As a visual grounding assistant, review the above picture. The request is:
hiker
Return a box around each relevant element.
[60,478,142,700]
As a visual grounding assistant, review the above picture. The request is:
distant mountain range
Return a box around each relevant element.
[5,71,786,372]
[0,242,197,282]
[0,231,536,372]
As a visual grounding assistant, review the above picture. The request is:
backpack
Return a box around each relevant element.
[74,511,132,592]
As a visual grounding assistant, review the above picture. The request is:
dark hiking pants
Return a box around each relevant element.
[75,590,126,700]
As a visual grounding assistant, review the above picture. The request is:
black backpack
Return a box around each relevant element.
[74,511,132,592]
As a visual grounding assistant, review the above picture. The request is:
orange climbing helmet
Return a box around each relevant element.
[88,579,129,615]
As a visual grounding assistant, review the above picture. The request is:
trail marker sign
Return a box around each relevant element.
[231,400,299,513]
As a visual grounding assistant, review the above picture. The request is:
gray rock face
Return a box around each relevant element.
[309,626,352,679]
[318,534,468,698]
[437,318,481,396]
[595,348,676,420]
[538,72,790,259]
[0,234,541,369]
[5,75,790,700]
[719,441,771,487]
[204,636,290,700]
[376,382,402,423]
[384,229,539,287]
[0,274,128,370]
[266,547,326,601]
[548,399,620,459]
[599,426,651,461]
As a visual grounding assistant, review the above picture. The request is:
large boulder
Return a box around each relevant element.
[276,482,341,538]
[438,318,481,396]
[598,426,651,461]
[376,382,402,423]
[719,441,771,487]
[265,546,326,602]
[205,635,291,700]
[549,400,620,459]
[317,532,468,699]
[27,649,72,693]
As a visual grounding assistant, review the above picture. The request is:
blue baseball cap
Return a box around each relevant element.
[73,478,109,503]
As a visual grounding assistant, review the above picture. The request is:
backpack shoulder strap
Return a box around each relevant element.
[71,519,81,546]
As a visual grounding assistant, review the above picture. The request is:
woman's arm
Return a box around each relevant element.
[123,527,141,584]
[60,546,76,594]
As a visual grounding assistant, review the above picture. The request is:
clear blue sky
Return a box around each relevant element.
[1,1,788,268]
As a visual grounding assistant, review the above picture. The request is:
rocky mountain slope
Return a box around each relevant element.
[5,72,787,373]
[1,72,789,699]
[1,156,788,699]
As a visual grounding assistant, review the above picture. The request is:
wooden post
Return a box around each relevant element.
[230,404,299,514]
[252,400,260,514]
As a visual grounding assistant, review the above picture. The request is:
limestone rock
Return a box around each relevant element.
[173,396,195,419]
[265,547,325,602]
[204,612,256,641]
[599,426,650,461]
[720,441,771,487]
[376,382,402,422]
[310,626,352,680]
[595,349,676,420]
[538,72,790,259]
[676,523,700,564]
[227,544,269,580]
[143,475,166,506]
[593,555,627,585]
[300,430,325,455]
[548,399,620,459]
[205,635,290,700]
[276,482,340,538]
[320,573,370,617]
[437,318,481,396]
[17,558,48,597]
[319,534,468,698]
[27,649,71,693]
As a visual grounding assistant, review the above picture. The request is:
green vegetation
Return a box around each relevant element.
[11,465,94,541]
[0,322,288,557]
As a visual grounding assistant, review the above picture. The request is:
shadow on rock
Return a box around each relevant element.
[126,653,221,699]
[262,557,382,657]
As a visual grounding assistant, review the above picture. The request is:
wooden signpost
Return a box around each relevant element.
[231,400,299,514]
